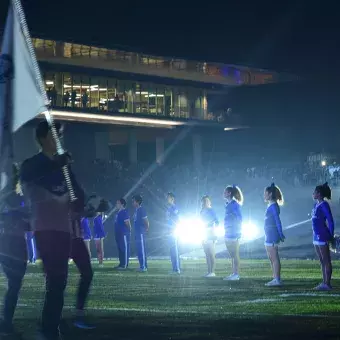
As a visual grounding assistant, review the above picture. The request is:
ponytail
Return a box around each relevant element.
[226,185,244,206]
[265,182,284,206]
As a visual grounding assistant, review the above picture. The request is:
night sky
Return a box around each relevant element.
[0,0,338,78]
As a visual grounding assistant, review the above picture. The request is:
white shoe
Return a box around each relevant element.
[169,270,180,275]
[223,274,240,281]
[98,264,104,268]
[205,273,216,278]
[314,283,332,291]
[265,278,282,287]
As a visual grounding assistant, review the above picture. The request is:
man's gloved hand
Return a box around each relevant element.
[53,152,72,167]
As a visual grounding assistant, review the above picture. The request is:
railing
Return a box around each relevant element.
[47,95,202,121]
[45,96,240,126]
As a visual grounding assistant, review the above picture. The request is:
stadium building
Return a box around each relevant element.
[13,37,296,165]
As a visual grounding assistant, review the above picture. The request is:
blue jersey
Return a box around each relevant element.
[115,209,130,234]
[134,206,148,234]
[166,204,179,230]
[264,202,283,244]
[81,217,91,240]
[312,201,334,243]
[224,200,242,239]
[93,214,106,239]
[200,207,219,228]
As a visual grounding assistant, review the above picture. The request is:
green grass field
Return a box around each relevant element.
[2,259,340,339]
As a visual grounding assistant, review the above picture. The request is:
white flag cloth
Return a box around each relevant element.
[0,3,47,190]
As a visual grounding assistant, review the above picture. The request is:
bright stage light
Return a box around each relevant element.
[174,217,206,245]
[241,221,260,241]
[213,226,225,238]
[174,218,226,244]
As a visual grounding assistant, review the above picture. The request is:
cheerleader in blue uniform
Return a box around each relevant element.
[312,183,334,291]
[93,213,106,267]
[223,185,243,281]
[200,196,219,277]
[263,183,285,287]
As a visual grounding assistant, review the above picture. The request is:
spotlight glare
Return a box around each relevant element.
[174,217,206,245]
[213,226,225,238]
[241,221,260,241]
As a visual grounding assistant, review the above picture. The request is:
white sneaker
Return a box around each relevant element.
[205,273,216,278]
[98,264,104,268]
[314,283,332,291]
[169,270,181,275]
[223,274,240,281]
[265,278,282,287]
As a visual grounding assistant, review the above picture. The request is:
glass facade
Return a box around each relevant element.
[43,71,208,120]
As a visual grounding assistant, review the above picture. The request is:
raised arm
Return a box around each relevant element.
[20,154,70,184]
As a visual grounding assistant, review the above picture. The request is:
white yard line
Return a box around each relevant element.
[237,298,281,304]
[280,293,340,298]
[0,303,28,307]
[238,292,340,305]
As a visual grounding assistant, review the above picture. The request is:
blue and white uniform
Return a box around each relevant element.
[93,214,105,240]
[134,206,148,270]
[115,208,131,268]
[201,207,219,241]
[264,202,284,246]
[312,201,334,245]
[224,200,242,241]
[81,217,91,241]
[167,204,180,272]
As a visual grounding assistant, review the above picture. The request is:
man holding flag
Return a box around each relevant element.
[21,121,94,339]
[1,1,94,338]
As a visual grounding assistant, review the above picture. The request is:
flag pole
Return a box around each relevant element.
[11,0,76,201]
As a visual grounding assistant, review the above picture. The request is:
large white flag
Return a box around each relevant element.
[0,2,47,190]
